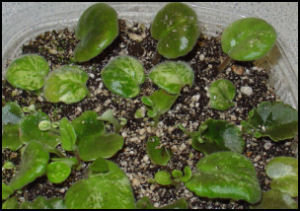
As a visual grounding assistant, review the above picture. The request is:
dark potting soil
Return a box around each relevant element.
[2,19,298,209]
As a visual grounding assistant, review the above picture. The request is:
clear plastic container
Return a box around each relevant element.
[2,2,298,109]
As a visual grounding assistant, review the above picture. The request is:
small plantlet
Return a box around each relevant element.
[134,108,145,119]
[149,61,194,94]
[44,65,89,104]
[146,136,171,166]
[60,117,77,151]
[208,79,236,110]
[151,2,200,59]
[101,56,145,98]
[219,17,277,71]
[172,166,192,183]
[154,170,172,186]
[46,161,72,184]
[74,3,119,62]
[5,54,49,91]
[38,120,52,131]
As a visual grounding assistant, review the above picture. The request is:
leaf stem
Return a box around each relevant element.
[218,56,232,72]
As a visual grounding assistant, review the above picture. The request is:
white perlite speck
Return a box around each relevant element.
[241,86,253,96]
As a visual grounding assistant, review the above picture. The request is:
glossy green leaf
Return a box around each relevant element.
[221,17,277,61]
[90,157,109,173]
[242,101,298,141]
[60,117,77,151]
[208,79,236,110]
[185,151,261,204]
[2,102,24,125]
[154,170,172,186]
[3,124,23,151]
[149,61,194,94]
[2,196,19,209]
[65,161,135,209]
[98,109,121,133]
[46,161,71,184]
[5,54,49,91]
[2,183,14,200]
[146,136,171,166]
[151,2,200,59]
[9,141,49,191]
[101,56,145,98]
[44,65,89,104]
[251,190,298,209]
[78,133,124,161]
[20,112,60,148]
[266,156,298,197]
[74,3,119,62]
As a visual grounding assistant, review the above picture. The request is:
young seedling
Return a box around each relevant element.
[172,166,192,183]
[101,56,145,98]
[151,2,200,59]
[219,17,277,72]
[74,3,119,62]
[46,161,72,184]
[134,107,145,119]
[60,117,77,151]
[44,65,89,104]
[146,136,171,166]
[154,170,172,186]
[5,54,49,91]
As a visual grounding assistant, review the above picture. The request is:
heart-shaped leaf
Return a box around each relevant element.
[60,117,77,151]
[266,156,298,197]
[185,151,261,204]
[221,18,277,61]
[78,133,124,161]
[101,56,145,98]
[151,2,200,59]
[9,141,49,191]
[5,54,49,91]
[65,161,135,209]
[2,102,24,126]
[20,112,60,149]
[46,161,71,184]
[149,61,194,94]
[74,3,119,62]
[146,136,171,166]
[241,101,298,141]
[154,170,172,186]
[3,124,23,151]
[208,79,236,110]
[44,65,89,104]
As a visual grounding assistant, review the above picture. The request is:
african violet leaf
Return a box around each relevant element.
[89,157,109,173]
[78,133,124,161]
[60,117,77,151]
[180,166,192,182]
[46,161,71,184]
[98,109,121,133]
[2,196,19,209]
[9,141,49,191]
[101,56,145,98]
[149,61,194,94]
[2,183,14,200]
[146,136,171,166]
[5,54,49,91]
[266,156,298,197]
[136,197,155,209]
[221,18,277,61]
[160,198,188,209]
[3,124,23,151]
[20,111,60,148]
[185,151,261,204]
[74,3,119,62]
[208,79,236,110]
[154,170,172,186]
[251,190,298,209]
[172,169,183,179]
[151,2,200,59]
[44,65,89,104]
[65,161,135,209]
[51,157,78,167]
[2,102,24,125]
[241,101,298,141]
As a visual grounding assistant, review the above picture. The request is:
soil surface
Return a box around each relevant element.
[2,19,298,209]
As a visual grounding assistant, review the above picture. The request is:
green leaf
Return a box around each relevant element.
[38,120,52,131]
[266,156,298,197]
[98,109,121,133]
[51,157,78,167]
[185,151,261,204]
[2,102,24,125]
[172,169,183,179]
[160,198,188,209]
[151,2,200,59]
[149,61,194,94]
[46,161,71,184]
[181,166,192,182]
[134,108,145,119]
[65,161,135,209]
[3,124,23,151]
[3,161,15,170]
[44,65,89,104]
[19,196,61,209]
[136,197,155,209]
[74,3,119,62]
[208,79,236,110]
[154,170,172,186]
[251,190,298,209]
[89,157,109,173]
[221,18,277,61]
[241,101,298,141]
[2,196,19,209]
[146,136,171,166]
[101,56,145,98]
[9,141,49,191]
[5,54,49,91]
[2,183,14,200]
[192,119,245,154]
[78,133,124,161]
[60,117,77,151]
[20,112,60,149]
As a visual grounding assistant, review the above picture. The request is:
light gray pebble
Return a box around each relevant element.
[241,86,253,96]
[263,142,272,150]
